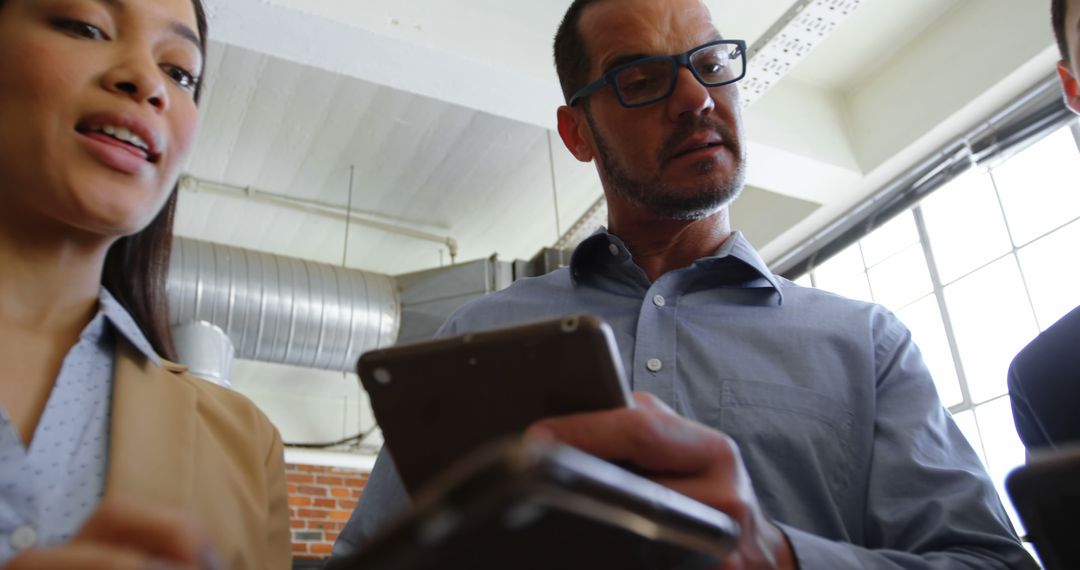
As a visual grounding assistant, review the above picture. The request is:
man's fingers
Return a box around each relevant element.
[629,391,676,414]
[74,497,216,567]
[525,391,737,476]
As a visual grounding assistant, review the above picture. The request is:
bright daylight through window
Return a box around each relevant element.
[796,120,1080,535]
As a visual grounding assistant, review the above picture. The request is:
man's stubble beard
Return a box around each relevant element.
[585,109,747,221]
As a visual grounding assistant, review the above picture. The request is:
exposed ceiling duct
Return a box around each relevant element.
[168,238,400,373]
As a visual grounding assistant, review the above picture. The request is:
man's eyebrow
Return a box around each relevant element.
[603,53,650,74]
[91,0,201,50]
[600,33,727,74]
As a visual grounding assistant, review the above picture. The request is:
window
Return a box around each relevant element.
[803,120,1080,534]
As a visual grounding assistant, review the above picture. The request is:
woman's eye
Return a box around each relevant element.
[53,18,108,40]
[163,65,199,92]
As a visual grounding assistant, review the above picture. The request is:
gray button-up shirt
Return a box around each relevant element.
[334,231,1035,568]
[0,289,159,562]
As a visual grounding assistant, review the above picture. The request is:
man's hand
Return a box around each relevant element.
[4,498,222,570]
[525,391,796,570]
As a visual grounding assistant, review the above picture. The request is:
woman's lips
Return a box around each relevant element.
[79,131,154,175]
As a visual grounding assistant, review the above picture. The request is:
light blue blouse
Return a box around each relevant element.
[0,289,159,562]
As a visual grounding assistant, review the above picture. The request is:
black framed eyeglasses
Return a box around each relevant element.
[568,39,747,108]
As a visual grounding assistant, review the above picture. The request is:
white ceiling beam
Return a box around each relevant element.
[744,78,861,204]
[759,0,1058,264]
[845,0,1056,173]
[760,49,1059,265]
[203,0,563,129]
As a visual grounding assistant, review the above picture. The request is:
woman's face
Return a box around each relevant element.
[0,0,202,240]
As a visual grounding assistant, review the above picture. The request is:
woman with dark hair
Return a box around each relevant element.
[0,0,290,568]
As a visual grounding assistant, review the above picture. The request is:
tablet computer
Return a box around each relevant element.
[358,314,632,493]
[326,438,740,570]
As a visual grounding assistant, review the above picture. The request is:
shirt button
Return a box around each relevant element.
[10,525,37,550]
[653,295,666,307]
[608,243,620,256]
[646,358,663,372]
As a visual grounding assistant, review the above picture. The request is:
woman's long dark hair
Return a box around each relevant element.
[101,0,209,361]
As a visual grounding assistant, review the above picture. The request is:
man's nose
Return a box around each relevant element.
[666,66,715,120]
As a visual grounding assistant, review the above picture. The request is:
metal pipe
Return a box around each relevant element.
[180,176,459,261]
[168,238,400,372]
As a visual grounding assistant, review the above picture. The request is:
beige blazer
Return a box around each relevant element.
[104,340,291,569]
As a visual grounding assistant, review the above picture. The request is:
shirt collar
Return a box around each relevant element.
[569,228,785,305]
[99,288,162,366]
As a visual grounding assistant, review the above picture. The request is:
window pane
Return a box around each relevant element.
[994,125,1080,246]
[861,212,920,268]
[866,243,933,310]
[896,294,962,408]
[944,255,1038,403]
[921,171,1013,284]
[1017,218,1080,330]
[974,396,1028,535]
[951,409,987,467]
[812,244,873,303]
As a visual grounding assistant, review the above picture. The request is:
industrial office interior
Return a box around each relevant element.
[167,0,1075,562]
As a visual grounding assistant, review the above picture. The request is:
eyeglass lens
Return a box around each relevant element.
[613,44,743,106]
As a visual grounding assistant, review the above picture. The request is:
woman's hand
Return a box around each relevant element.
[4,498,222,570]
[525,391,796,570]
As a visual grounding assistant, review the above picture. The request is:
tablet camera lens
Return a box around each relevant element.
[560,316,579,333]
[373,367,392,385]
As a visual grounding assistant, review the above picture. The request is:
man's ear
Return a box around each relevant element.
[557,106,596,163]
[1058,60,1080,114]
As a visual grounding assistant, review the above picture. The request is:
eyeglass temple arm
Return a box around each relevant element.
[569,77,609,106]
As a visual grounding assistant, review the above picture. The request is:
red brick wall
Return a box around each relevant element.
[286,463,369,560]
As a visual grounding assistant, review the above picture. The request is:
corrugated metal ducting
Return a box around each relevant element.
[168,238,400,372]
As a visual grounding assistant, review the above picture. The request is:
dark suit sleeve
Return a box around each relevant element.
[1009,305,1080,451]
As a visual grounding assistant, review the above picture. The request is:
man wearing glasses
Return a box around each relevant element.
[334,0,1035,567]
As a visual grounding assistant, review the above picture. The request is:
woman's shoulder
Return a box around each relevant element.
[161,360,283,448]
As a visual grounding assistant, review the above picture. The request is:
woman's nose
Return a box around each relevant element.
[102,57,168,111]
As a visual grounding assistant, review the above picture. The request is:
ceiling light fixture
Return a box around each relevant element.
[740,0,865,108]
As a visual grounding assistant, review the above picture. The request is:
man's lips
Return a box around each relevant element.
[667,134,727,163]
[665,138,725,165]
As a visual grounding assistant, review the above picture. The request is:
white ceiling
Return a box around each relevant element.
[177,0,1059,451]
[180,0,1057,276]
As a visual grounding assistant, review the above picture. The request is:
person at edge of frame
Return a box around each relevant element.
[1007,0,1080,454]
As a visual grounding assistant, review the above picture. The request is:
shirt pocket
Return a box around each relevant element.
[718,379,855,498]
